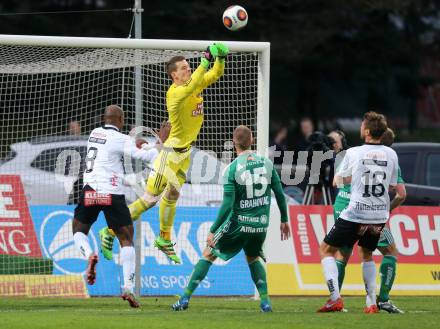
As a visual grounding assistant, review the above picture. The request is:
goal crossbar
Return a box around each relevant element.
[0,34,269,52]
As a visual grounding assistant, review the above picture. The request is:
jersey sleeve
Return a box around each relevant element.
[123,136,159,163]
[336,150,352,177]
[199,58,225,90]
[397,165,404,184]
[169,65,207,102]
[210,163,235,233]
[389,153,399,186]
[270,165,288,223]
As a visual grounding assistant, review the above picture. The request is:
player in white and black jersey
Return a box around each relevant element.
[318,111,406,313]
[72,105,167,308]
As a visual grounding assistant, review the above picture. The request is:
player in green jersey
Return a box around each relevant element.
[333,128,406,313]
[172,125,291,312]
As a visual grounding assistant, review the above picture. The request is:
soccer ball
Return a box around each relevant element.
[222,5,248,31]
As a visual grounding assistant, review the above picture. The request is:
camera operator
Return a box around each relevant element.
[303,130,347,204]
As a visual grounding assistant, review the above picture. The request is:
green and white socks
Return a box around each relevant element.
[336,255,397,303]
[379,255,397,302]
[183,259,212,298]
[249,259,269,303]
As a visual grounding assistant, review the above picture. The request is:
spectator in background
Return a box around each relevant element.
[328,130,347,153]
[68,120,81,136]
[295,117,314,152]
[270,125,289,165]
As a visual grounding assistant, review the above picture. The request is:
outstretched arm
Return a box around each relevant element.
[200,58,225,89]
[127,141,159,163]
[199,43,228,89]
[171,45,219,101]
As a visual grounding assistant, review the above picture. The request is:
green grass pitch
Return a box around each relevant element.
[0,296,438,329]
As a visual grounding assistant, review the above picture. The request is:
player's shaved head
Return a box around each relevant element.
[381,128,395,147]
[233,125,253,151]
[104,105,124,130]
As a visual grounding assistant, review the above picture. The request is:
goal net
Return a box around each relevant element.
[0,35,269,297]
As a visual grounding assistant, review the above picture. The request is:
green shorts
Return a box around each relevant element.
[210,219,267,261]
[377,226,394,247]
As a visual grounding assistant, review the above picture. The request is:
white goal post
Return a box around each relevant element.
[0,34,270,297]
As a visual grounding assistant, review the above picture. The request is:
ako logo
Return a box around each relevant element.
[0,175,41,257]
[39,210,98,275]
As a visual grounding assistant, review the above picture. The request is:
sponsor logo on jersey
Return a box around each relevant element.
[91,131,107,138]
[362,159,387,166]
[354,202,387,211]
[110,173,118,187]
[39,210,98,275]
[191,103,204,116]
[89,136,107,144]
[240,226,267,233]
[238,215,260,223]
[84,191,112,206]
[247,160,264,166]
[337,190,351,199]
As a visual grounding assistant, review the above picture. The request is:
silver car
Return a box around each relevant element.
[0,136,297,207]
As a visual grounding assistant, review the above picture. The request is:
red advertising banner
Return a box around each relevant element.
[0,175,42,257]
[264,205,440,295]
[289,205,440,264]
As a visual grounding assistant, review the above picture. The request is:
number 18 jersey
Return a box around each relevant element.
[336,144,399,224]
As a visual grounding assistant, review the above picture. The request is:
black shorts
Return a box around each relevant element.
[324,218,385,251]
[73,185,132,230]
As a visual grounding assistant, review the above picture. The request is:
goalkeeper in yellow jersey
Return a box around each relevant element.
[99,42,229,263]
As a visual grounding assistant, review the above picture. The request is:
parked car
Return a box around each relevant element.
[0,135,298,207]
[392,142,440,206]
[0,136,88,204]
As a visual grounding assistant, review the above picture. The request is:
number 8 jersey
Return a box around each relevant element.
[336,144,399,224]
[83,124,158,195]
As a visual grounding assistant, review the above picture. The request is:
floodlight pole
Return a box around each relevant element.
[133,0,143,298]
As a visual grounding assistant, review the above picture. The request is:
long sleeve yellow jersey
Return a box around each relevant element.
[164,59,225,149]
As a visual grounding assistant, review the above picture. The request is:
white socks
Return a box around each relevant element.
[73,232,93,259]
[362,261,377,306]
[120,246,136,293]
[321,256,340,301]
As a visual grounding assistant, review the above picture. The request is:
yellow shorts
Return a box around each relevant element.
[146,148,191,196]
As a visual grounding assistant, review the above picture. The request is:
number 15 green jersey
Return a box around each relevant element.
[210,151,288,233]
